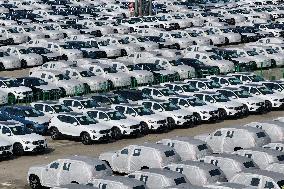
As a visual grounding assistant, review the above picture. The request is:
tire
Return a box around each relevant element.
[50,127,60,140]
[193,113,201,125]
[8,93,15,104]
[13,143,24,156]
[265,101,272,111]
[29,175,42,189]
[81,132,92,145]
[219,109,227,120]
[140,122,149,135]
[111,127,122,140]
[21,59,27,68]
[243,105,249,115]
[0,62,5,71]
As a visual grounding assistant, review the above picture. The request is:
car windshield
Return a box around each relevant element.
[31,79,48,86]
[209,169,221,176]
[249,75,265,82]
[24,27,35,32]
[10,126,31,135]
[55,74,70,80]
[182,84,197,92]
[76,115,97,125]
[209,55,222,60]
[207,81,222,89]
[243,161,255,168]
[174,177,187,185]
[160,89,176,96]
[197,144,208,151]
[213,94,229,102]
[3,80,20,87]
[134,107,153,116]
[24,108,44,117]
[277,180,284,188]
[162,102,180,111]
[95,164,107,171]
[228,78,242,85]
[107,111,126,120]
[80,71,95,77]
[52,105,71,113]
[171,34,182,38]
[247,50,259,56]
[258,87,273,95]
[81,100,99,108]
[190,97,206,106]
[235,90,251,98]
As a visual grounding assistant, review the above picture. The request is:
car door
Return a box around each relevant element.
[42,160,63,187]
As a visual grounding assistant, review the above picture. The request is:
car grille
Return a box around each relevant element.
[0,145,11,151]
[130,124,140,129]
[157,120,166,124]
[99,129,110,134]
[32,140,45,145]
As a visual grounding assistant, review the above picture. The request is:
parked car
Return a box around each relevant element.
[195,127,271,153]
[28,156,112,188]
[31,101,73,118]
[0,121,47,156]
[157,137,213,161]
[99,143,180,173]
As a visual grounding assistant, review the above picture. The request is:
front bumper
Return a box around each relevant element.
[24,143,47,152]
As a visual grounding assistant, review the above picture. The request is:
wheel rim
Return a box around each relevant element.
[51,129,57,139]
[30,176,39,188]
[82,134,90,144]
[13,144,23,155]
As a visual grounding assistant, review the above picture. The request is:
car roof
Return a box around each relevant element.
[242,147,284,156]
[205,153,253,163]
[61,156,105,166]
[178,160,220,171]
[137,168,184,179]
[163,137,206,145]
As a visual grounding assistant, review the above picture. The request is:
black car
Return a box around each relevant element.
[16,77,63,100]
[114,89,153,102]
[176,58,220,78]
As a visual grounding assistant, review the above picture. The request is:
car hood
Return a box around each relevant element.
[16,133,45,142]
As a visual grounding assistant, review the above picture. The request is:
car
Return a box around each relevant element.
[29,70,85,96]
[185,79,222,91]
[99,143,180,173]
[0,139,12,158]
[139,99,195,128]
[59,97,99,112]
[244,121,284,142]
[260,81,284,94]
[0,121,47,156]
[227,72,265,84]
[139,86,177,101]
[48,112,111,144]
[232,147,284,169]
[230,170,284,189]
[193,91,245,119]
[0,77,33,102]
[91,93,129,105]
[0,106,50,134]
[114,89,153,102]
[216,87,267,113]
[83,107,142,139]
[200,154,258,180]
[168,95,220,123]
[31,101,73,118]
[161,82,199,96]
[165,161,227,186]
[27,156,112,189]
[158,137,213,161]
[25,47,64,63]
[206,76,243,87]
[112,103,168,132]
[240,83,284,109]
[195,127,271,153]
[88,176,147,189]
[16,77,62,100]
[127,168,190,189]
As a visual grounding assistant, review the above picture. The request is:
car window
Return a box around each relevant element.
[226,131,234,138]
[264,181,274,189]
[63,100,73,106]
[34,104,44,111]
[63,162,71,171]
[2,126,11,134]
[153,103,161,110]
[133,149,141,156]
[197,82,206,89]
[126,107,136,115]
[214,131,222,136]
[115,106,125,113]
[73,101,82,107]
[251,178,260,186]
[121,148,128,154]
[99,112,108,120]
[142,102,152,109]
[50,162,60,169]
[45,105,53,112]
[153,89,161,96]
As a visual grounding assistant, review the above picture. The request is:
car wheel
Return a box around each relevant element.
[13,143,24,156]
[265,101,272,111]
[29,175,42,189]
[193,113,201,125]
[0,62,5,71]
[243,105,249,115]
[140,122,149,134]
[81,133,92,145]
[21,59,27,68]
[50,127,60,140]
[111,127,122,140]
[219,109,227,120]
[8,93,15,104]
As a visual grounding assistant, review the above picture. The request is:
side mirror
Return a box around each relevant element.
[231,96,237,99]
[178,90,183,93]
[77,106,82,109]
[158,109,163,112]
[73,122,78,126]
[255,92,260,95]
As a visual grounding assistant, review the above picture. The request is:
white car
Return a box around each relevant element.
[0,50,21,70]
[27,156,112,189]
[139,86,177,101]
[0,121,47,156]
[83,107,142,139]
[58,96,99,112]
[0,77,33,100]
[195,127,270,153]
[48,112,111,144]
[112,104,168,132]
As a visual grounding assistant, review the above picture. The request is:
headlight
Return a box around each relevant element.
[148,120,155,123]
[23,141,31,144]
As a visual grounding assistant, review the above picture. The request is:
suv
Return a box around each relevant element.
[193,91,245,119]
[0,139,12,158]
[59,97,99,112]
[31,101,73,118]
[83,107,142,139]
[48,112,111,144]
[112,104,168,132]
[185,79,222,91]
[91,93,129,105]
[139,86,177,100]
[227,72,265,84]
[207,76,243,87]
[162,82,199,96]
[0,121,47,156]
[138,99,195,128]
[114,89,153,102]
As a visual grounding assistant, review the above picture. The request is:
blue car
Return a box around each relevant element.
[0,106,50,135]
